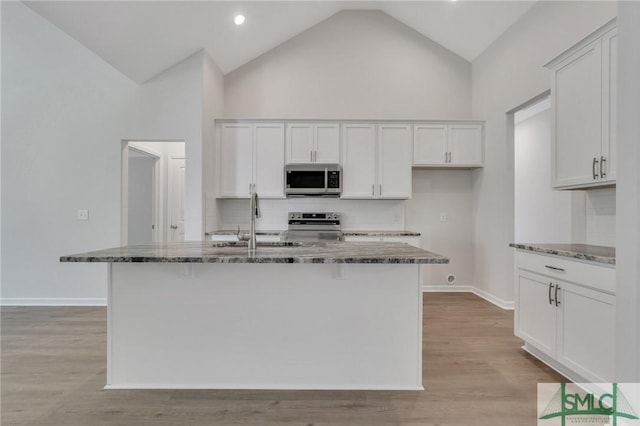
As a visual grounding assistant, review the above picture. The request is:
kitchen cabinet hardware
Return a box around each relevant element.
[544,265,565,272]
[600,156,606,178]
[592,157,598,180]
[170,225,178,230]
[555,285,561,307]
[548,282,554,305]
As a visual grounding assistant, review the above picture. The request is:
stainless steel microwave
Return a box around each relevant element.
[285,164,341,197]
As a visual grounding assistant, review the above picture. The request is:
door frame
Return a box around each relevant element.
[127,145,161,243]
[121,140,183,246]
[167,155,186,242]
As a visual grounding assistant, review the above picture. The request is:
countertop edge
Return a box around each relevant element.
[510,243,615,266]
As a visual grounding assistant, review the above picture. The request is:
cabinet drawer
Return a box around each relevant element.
[515,251,615,294]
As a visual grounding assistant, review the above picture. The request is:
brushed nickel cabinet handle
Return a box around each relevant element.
[592,157,599,180]
[600,156,606,178]
[555,285,561,307]
[444,152,448,163]
[545,265,565,272]
[548,282,554,305]
[371,184,374,196]
[379,184,382,195]
[310,151,313,162]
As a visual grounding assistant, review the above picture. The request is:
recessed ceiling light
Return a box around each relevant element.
[234,15,245,26]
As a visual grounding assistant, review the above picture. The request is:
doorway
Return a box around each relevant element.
[121,141,186,245]
[512,95,581,243]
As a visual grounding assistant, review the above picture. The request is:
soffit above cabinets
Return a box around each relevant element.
[24,1,536,84]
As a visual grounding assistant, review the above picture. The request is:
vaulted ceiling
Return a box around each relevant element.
[25,1,536,84]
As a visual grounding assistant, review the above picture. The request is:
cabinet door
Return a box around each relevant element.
[341,124,377,198]
[254,123,285,198]
[601,28,617,184]
[378,124,412,199]
[314,123,340,163]
[552,39,603,188]
[285,123,313,164]
[557,282,615,382]
[515,270,558,359]
[413,124,447,165]
[448,125,483,166]
[219,123,253,197]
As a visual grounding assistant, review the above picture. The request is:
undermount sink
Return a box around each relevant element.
[212,241,302,248]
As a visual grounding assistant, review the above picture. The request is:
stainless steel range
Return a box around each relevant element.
[283,212,342,242]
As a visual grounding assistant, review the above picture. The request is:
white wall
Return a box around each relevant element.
[615,0,640,382]
[225,10,471,120]
[407,170,474,290]
[202,52,225,233]
[471,1,616,304]
[1,2,140,304]
[223,10,474,290]
[514,100,576,243]
[137,52,205,240]
[585,188,616,246]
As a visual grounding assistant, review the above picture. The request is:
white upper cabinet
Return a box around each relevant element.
[341,123,412,199]
[254,123,285,198]
[341,124,377,198]
[547,20,616,189]
[218,122,285,198]
[413,123,483,167]
[378,124,412,198]
[285,123,340,164]
[219,123,253,198]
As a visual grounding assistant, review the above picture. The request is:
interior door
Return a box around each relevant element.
[168,156,185,241]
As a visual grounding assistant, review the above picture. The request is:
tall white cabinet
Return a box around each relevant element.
[546,20,617,189]
[218,122,285,198]
[341,123,412,199]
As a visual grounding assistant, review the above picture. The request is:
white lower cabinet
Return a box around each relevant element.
[514,251,615,382]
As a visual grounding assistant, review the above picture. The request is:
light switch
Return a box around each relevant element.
[77,209,89,221]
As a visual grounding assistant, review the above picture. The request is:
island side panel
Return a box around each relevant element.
[107,263,423,390]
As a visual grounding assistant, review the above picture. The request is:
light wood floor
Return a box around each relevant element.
[1,293,565,425]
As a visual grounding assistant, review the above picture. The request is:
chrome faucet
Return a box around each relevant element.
[248,191,261,250]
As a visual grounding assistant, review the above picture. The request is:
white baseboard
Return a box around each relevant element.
[1,298,107,306]
[423,285,514,311]
[470,287,514,310]
[423,285,472,292]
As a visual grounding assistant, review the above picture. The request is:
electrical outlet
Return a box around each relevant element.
[77,209,89,221]
[440,212,447,222]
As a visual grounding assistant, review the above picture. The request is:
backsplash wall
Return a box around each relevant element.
[585,188,616,247]
[218,198,406,231]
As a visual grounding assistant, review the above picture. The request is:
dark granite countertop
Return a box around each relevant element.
[206,230,283,236]
[206,230,421,237]
[61,241,448,264]
[510,243,615,266]
[342,230,420,237]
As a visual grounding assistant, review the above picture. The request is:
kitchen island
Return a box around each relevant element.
[61,241,448,390]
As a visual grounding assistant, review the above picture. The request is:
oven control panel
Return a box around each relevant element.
[288,212,341,221]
